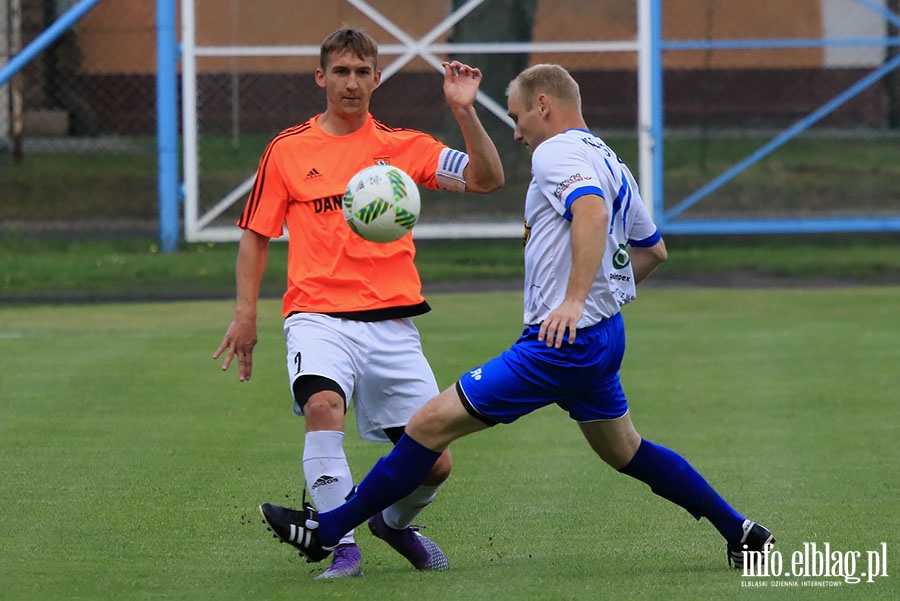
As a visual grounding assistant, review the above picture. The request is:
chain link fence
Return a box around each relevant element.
[1,0,159,240]
[661,0,900,223]
[2,0,899,243]
[185,0,638,238]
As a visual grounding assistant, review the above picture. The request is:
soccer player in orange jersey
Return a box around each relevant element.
[213,28,503,579]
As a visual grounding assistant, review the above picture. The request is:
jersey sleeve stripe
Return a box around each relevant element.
[373,117,443,146]
[238,121,312,228]
[562,185,605,221]
[629,229,662,247]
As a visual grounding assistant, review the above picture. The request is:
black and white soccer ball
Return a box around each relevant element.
[343,164,420,243]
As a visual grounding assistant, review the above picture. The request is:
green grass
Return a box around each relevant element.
[3,235,900,302]
[660,134,900,216]
[1,287,898,600]
[0,238,528,301]
[3,133,900,222]
[0,139,160,220]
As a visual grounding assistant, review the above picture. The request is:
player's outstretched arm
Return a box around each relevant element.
[213,229,270,382]
[442,60,504,194]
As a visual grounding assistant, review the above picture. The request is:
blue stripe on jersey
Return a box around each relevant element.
[563,185,605,222]
[607,168,633,236]
[604,158,619,232]
[622,173,633,232]
[609,198,621,233]
[629,229,662,247]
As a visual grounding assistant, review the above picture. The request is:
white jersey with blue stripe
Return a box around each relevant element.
[522,128,660,327]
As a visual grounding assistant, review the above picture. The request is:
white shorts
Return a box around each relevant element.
[283,313,439,442]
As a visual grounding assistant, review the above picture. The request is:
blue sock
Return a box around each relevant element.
[317,433,441,547]
[619,439,745,543]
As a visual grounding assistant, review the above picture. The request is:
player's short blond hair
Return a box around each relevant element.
[508,64,581,112]
[320,28,379,70]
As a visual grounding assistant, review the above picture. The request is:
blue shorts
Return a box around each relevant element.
[457,312,628,425]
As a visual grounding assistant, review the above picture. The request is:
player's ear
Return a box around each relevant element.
[537,93,550,117]
[314,68,326,89]
[373,68,382,89]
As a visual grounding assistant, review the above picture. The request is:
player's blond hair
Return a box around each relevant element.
[320,28,379,70]
[508,64,581,112]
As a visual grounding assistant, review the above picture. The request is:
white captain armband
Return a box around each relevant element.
[436,148,469,192]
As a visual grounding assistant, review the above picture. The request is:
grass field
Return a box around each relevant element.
[3,133,900,223]
[4,235,900,302]
[1,287,898,600]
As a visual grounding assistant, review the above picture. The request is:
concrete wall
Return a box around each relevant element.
[14,0,895,134]
[72,0,838,75]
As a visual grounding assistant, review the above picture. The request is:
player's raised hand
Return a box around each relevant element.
[442,61,482,109]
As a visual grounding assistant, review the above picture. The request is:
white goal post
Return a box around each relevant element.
[180,0,660,242]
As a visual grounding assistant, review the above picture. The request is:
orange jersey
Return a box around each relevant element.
[238,114,447,318]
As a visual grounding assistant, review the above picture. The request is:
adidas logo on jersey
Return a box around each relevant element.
[306,168,322,179]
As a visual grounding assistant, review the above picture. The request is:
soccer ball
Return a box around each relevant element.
[343,164,420,243]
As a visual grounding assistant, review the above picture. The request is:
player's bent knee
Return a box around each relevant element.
[597,434,642,469]
[424,449,452,485]
[598,447,636,470]
[581,421,642,469]
[301,391,347,430]
[406,403,440,438]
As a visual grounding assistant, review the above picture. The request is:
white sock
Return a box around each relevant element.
[382,484,441,530]
[303,430,355,545]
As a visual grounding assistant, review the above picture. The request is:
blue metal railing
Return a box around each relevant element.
[0,0,103,87]
[654,1,900,235]
[156,0,179,253]
[6,1,900,242]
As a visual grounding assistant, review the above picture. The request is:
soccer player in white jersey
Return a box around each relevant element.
[259,64,774,571]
